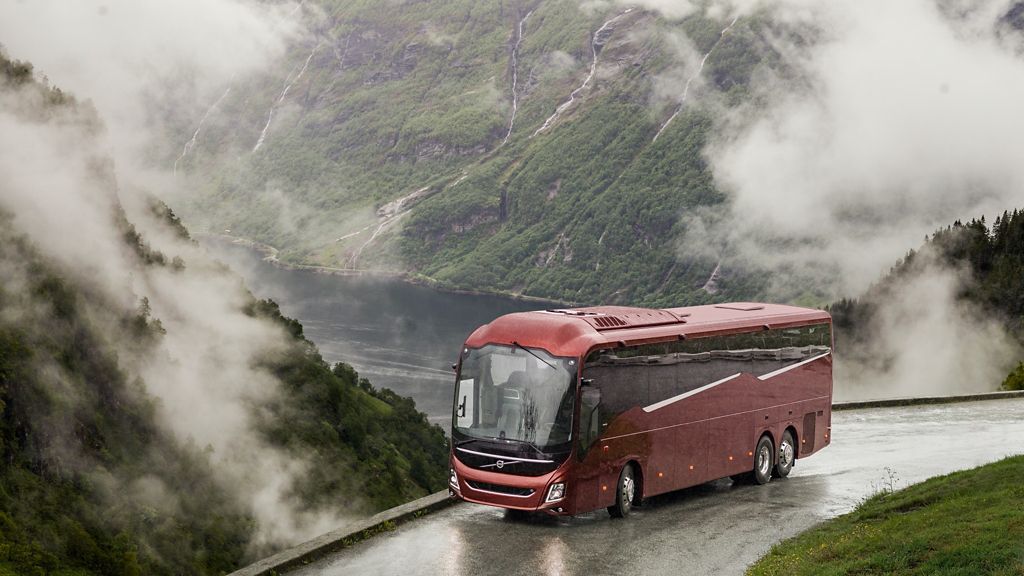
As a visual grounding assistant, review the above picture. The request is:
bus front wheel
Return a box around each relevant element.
[608,464,637,518]
[753,435,774,485]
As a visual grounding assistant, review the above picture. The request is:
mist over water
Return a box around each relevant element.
[203,239,548,424]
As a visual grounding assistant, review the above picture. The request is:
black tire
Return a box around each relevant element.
[607,464,637,518]
[753,435,774,485]
[774,429,796,479]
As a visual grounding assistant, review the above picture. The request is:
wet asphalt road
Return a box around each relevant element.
[292,398,1024,576]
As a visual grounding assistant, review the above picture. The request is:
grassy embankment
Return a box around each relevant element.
[748,455,1024,575]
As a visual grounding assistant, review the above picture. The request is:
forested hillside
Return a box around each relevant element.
[830,210,1024,391]
[0,51,446,575]
[171,0,798,305]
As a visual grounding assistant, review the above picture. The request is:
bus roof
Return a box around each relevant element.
[463,302,831,358]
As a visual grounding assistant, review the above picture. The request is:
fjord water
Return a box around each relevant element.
[203,239,548,425]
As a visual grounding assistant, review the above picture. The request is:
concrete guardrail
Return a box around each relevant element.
[832,389,1024,411]
[231,389,1024,575]
[227,491,456,576]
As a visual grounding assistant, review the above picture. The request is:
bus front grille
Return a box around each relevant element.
[466,481,535,498]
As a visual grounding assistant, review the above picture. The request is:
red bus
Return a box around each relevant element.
[448,302,832,517]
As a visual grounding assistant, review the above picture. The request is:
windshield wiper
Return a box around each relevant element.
[455,435,504,446]
[456,435,544,455]
[512,341,558,370]
[511,438,548,458]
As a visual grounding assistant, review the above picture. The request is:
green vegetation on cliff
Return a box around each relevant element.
[173,0,792,305]
[1001,362,1024,391]
[832,210,1024,341]
[830,210,1024,384]
[0,224,252,576]
[248,298,448,511]
[0,50,447,575]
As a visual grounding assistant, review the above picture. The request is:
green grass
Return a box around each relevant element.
[747,455,1024,576]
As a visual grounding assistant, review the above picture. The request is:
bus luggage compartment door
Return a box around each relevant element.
[803,412,816,454]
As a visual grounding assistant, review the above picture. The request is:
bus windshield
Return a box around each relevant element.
[453,344,575,450]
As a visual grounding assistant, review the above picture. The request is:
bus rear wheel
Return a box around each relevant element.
[608,464,637,518]
[774,430,795,478]
[753,435,774,485]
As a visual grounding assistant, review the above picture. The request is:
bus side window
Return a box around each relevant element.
[584,347,648,428]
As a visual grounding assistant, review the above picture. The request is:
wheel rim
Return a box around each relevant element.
[757,444,772,476]
[622,474,635,504]
[780,440,794,469]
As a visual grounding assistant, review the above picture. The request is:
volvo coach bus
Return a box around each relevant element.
[448,303,832,517]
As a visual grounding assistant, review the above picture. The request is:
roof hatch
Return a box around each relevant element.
[714,303,766,312]
[544,308,687,331]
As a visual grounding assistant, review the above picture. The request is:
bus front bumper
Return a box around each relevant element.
[449,458,571,515]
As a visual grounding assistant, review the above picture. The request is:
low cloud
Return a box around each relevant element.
[682,0,1024,396]
[688,0,1024,295]
[0,95,350,547]
[0,0,349,548]
[0,0,303,162]
[835,258,1021,400]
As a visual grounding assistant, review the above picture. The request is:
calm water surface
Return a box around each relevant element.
[203,239,552,425]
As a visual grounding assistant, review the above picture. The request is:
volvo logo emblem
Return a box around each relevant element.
[479,458,517,469]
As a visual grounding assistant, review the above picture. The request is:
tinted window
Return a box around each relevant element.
[583,323,831,424]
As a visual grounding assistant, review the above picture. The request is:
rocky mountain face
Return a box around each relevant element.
[171,0,796,306]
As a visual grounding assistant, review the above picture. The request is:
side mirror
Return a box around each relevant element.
[450,362,458,372]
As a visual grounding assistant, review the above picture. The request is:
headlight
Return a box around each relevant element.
[546,482,565,503]
[449,467,459,489]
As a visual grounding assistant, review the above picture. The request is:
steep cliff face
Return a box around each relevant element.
[170,0,792,305]
[0,51,446,575]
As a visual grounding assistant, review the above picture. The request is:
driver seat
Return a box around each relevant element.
[497,371,528,434]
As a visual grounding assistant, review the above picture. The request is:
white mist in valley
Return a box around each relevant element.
[838,258,1020,400]
[0,0,351,549]
[684,0,1024,397]
[0,0,303,166]
[597,0,1024,396]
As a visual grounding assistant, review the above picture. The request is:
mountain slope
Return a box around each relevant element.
[832,211,1024,345]
[830,210,1024,396]
[171,0,792,305]
[0,50,446,574]
[0,220,252,576]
